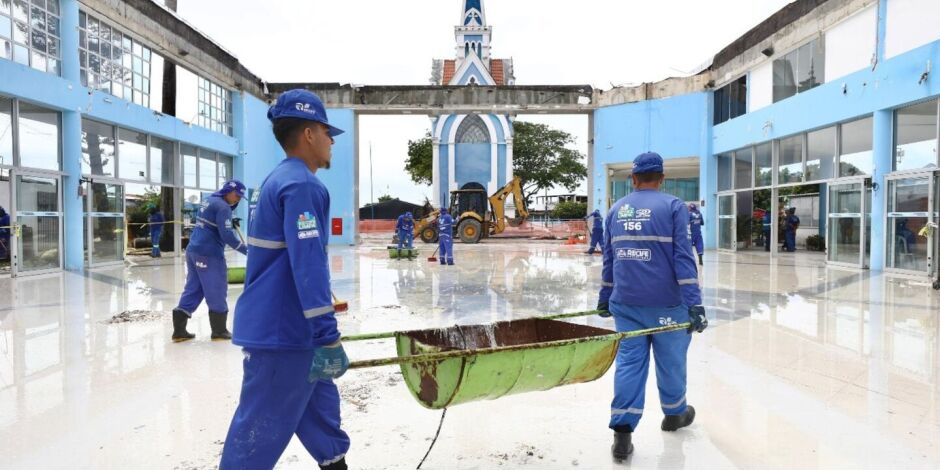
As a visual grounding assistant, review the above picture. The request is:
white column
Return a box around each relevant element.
[432,138,441,207]
[489,141,498,195]
[506,139,515,218]
[449,142,457,192]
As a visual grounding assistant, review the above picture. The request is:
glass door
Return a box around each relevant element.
[826,179,866,268]
[885,175,930,274]
[85,181,125,266]
[13,172,62,275]
[718,193,736,251]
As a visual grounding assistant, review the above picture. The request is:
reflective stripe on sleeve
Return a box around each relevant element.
[247,237,287,249]
[197,217,217,227]
[602,281,614,287]
[304,305,334,318]
[612,235,673,243]
[677,278,699,285]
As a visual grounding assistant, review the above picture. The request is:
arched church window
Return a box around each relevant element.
[456,114,489,143]
[465,43,470,57]
[468,76,478,85]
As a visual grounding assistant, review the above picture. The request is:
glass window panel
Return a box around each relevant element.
[45,13,56,37]
[773,51,797,102]
[0,0,9,14]
[111,30,120,47]
[218,154,233,187]
[0,15,11,40]
[717,153,732,192]
[12,19,25,44]
[734,149,752,189]
[78,28,84,49]
[99,23,109,43]
[117,128,147,180]
[199,151,216,190]
[840,117,873,177]
[0,96,11,167]
[12,0,25,21]
[17,102,59,171]
[99,41,109,60]
[13,42,27,65]
[78,10,84,28]
[778,135,803,183]
[45,0,55,15]
[29,0,43,7]
[181,144,197,188]
[45,35,56,56]
[80,118,114,176]
[887,178,929,271]
[1,39,10,60]
[895,100,938,172]
[121,35,129,50]
[149,136,175,185]
[89,182,122,213]
[29,28,44,52]
[46,57,57,75]
[754,143,773,187]
[28,4,41,31]
[806,126,836,181]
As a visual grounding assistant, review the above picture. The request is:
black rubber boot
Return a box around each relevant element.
[172,309,195,343]
[209,311,232,341]
[698,254,703,266]
[661,405,696,431]
[611,431,634,461]
[319,457,347,470]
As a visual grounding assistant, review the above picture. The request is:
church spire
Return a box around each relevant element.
[461,0,486,26]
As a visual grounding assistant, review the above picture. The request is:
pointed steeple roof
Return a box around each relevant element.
[462,0,485,26]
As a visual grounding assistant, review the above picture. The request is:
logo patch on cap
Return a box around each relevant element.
[295,103,316,115]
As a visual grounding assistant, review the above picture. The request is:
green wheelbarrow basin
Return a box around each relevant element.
[387,247,419,259]
[228,266,246,284]
[394,318,619,409]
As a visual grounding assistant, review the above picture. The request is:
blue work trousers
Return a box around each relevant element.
[609,301,691,431]
[220,348,350,469]
[397,230,413,252]
[176,251,229,315]
[150,227,162,257]
[439,235,454,265]
[587,229,603,254]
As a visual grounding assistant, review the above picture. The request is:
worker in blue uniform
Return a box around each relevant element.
[688,203,704,266]
[171,180,247,342]
[149,207,165,258]
[396,211,415,259]
[585,209,604,255]
[762,211,772,251]
[0,206,9,261]
[784,207,800,252]
[438,208,455,265]
[596,152,708,461]
[220,89,350,470]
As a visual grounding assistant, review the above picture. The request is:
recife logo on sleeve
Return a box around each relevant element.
[297,212,320,239]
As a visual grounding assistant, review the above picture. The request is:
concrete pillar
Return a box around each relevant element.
[231,92,248,221]
[869,109,892,271]
[876,0,888,63]
[60,0,83,271]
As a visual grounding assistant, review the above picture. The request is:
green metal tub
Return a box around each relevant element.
[387,246,419,259]
[393,318,619,409]
[228,266,246,284]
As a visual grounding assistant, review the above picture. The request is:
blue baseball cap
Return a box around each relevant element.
[633,152,664,174]
[267,89,345,137]
[214,179,246,198]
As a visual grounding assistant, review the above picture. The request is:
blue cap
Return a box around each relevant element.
[632,152,664,174]
[267,89,345,137]
[214,179,246,199]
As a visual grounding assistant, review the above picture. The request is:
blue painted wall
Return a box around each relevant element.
[318,109,357,245]
[593,92,713,247]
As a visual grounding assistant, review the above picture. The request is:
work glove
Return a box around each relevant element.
[597,301,611,318]
[232,218,242,229]
[687,306,708,334]
[309,341,350,382]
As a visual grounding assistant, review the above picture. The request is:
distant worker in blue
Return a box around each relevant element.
[688,203,704,266]
[585,208,604,255]
[149,207,165,258]
[171,180,247,342]
[783,207,800,252]
[762,210,772,251]
[438,208,455,265]
[396,211,415,259]
[220,90,350,470]
[0,206,9,261]
[596,152,708,461]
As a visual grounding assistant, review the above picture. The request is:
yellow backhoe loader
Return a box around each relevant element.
[413,176,529,244]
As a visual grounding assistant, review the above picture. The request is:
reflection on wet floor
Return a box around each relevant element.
[0,244,938,469]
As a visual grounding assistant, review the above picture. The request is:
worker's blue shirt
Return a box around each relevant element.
[149,213,165,235]
[762,213,772,229]
[599,189,702,308]
[688,210,703,238]
[0,214,9,238]
[187,195,245,258]
[396,215,414,233]
[786,215,800,232]
[233,157,338,351]
[587,210,603,233]
[439,214,454,238]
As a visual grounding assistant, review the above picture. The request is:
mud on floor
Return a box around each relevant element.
[103,310,165,324]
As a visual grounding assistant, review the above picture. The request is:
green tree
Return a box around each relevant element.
[403,122,587,203]
[404,132,433,186]
[378,194,393,203]
[552,200,588,219]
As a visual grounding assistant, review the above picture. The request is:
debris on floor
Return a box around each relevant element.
[103,310,164,324]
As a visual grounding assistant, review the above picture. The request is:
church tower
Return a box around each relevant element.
[429,0,515,207]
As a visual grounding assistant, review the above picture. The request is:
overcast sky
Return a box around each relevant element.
[174,0,793,206]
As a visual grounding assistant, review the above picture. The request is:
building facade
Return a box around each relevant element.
[592,0,940,276]
[429,0,515,207]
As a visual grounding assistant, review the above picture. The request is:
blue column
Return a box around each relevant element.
[60,0,83,271]
[701,93,717,250]
[876,0,888,62]
[231,92,248,220]
[869,109,892,271]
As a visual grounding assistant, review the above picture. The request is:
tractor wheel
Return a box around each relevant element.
[458,219,483,244]
[420,226,439,244]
